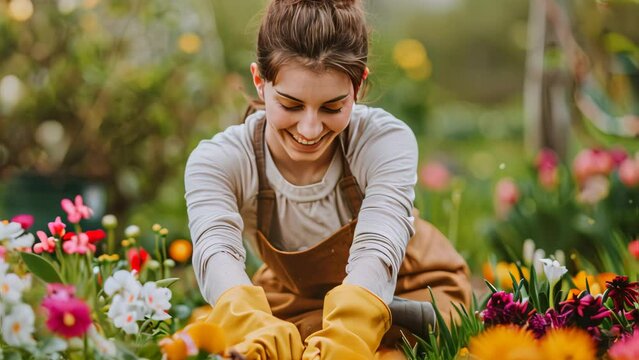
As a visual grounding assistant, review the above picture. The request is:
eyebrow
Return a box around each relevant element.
[274,89,348,104]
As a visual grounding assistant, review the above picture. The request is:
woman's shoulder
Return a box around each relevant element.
[348,104,417,148]
[186,111,265,170]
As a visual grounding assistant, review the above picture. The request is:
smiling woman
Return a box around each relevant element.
[184,0,471,359]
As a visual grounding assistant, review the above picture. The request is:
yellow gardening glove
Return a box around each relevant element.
[302,284,391,360]
[206,285,304,360]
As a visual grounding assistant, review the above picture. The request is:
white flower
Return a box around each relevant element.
[1,303,36,346]
[8,232,34,250]
[104,270,141,297]
[0,272,30,303]
[88,324,117,356]
[141,282,172,320]
[101,214,118,229]
[108,294,144,334]
[0,222,23,242]
[532,248,546,275]
[539,258,568,287]
[0,259,8,276]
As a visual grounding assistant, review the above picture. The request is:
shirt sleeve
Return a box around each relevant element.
[343,107,418,303]
[185,128,253,304]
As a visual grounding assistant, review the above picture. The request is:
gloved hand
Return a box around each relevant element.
[302,284,391,360]
[206,285,304,360]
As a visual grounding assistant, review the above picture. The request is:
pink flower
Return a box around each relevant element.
[62,232,95,254]
[494,178,519,219]
[60,195,93,224]
[0,246,5,260]
[10,214,34,230]
[42,293,92,338]
[577,175,610,205]
[572,148,614,184]
[629,240,639,260]
[34,231,56,254]
[609,329,639,360]
[609,148,629,167]
[419,162,451,192]
[48,216,66,237]
[46,283,76,300]
[619,158,639,188]
[535,149,559,190]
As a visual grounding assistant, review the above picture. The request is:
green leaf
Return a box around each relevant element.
[156,277,180,288]
[20,252,63,283]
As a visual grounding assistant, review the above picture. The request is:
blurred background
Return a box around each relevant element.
[1,0,638,280]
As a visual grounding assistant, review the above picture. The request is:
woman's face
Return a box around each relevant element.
[251,62,355,166]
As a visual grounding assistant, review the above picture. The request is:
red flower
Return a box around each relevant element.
[605,275,639,312]
[63,230,105,244]
[559,293,610,328]
[629,240,639,260]
[127,247,150,273]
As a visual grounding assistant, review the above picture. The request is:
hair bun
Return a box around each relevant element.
[276,0,358,8]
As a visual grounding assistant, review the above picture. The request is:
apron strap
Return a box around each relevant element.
[251,116,365,236]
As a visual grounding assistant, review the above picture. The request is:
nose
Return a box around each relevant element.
[296,109,323,140]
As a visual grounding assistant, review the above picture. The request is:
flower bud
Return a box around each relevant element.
[159,228,169,236]
[152,224,162,232]
[147,260,160,270]
[101,214,118,229]
[124,225,140,238]
[163,259,176,268]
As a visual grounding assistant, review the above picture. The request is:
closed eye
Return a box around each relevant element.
[279,103,342,114]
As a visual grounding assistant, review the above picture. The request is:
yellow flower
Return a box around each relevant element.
[540,328,596,360]
[469,325,542,360]
[570,271,602,297]
[178,33,202,54]
[483,261,529,290]
[392,39,432,80]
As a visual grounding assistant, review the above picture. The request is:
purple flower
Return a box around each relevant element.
[559,294,610,328]
[606,275,639,312]
[526,308,569,339]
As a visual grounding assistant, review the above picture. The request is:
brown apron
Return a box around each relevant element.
[250,117,471,350]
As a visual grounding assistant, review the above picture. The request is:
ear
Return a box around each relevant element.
[355,67,369,100]
[250,62,265,100]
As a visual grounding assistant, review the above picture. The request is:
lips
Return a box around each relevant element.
[287,131,329,147]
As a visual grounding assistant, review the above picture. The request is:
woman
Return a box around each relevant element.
[185,0,471,359]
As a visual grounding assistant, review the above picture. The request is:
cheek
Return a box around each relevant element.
[264,106,295,131]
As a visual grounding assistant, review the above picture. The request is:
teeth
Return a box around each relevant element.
[292,134,320,145]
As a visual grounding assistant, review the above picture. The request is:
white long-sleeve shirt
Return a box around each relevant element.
[185,104,418,304]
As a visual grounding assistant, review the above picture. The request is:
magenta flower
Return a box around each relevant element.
[559,293,611,328]
[0,245,5,260]
[527,308,570,339]
[42,294,92,338]
[606,275,639,312]
[48,216,66,237]
[481,291,531,326]
[34,231,56,254]
[46,283,76,300]
[494,178,519,219]
[535,149,559,190]
[60,195,93,224]
[10,214,34,230]
[62,232,95,254]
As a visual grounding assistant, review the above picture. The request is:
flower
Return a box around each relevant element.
[101,214,118,229]
[85,229,106,243]
[1,303,36,346]
[540,327,596,360]
[469,325,541,360]
[127,247,150,273]
[108,294,144,334]
[104,270,141,297]
[0,245,6,260]
[573,148,614,184]
[42,295,92,338]
[10,214,34,230]
[481,291,531,326]
[62,232,95,254]
[559,293,610,328]
[169,239,193,263]
[0,221,34,250]
[539,258,567,287]
[494,178,519,219]
[141,282,172,320]
[0,272,30,303]
[536,149,559,190]
[569,271,603,297]
[34,230,57,254]
[419,161,451,192]
[619,157,639,188]
[46,283,76,300]
[60,194,93,223]
[605,275,639,311]
[124,225,141,238]
[629,240,639,260]
[48,216,66,237]
[609,329,639,360]
[577,175,610,204]
[88,324,117,356]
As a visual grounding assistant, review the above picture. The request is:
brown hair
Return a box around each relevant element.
[245,0,369,119]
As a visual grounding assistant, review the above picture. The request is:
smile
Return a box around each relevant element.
[289,132,328,146]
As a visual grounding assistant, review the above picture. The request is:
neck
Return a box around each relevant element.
[267,137,338,186]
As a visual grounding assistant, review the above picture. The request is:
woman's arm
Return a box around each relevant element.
[185,131,253,304]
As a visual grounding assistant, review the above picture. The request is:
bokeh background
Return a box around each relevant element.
[1,0,638,282]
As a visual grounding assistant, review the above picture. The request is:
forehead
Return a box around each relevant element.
[271,63,352,98]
